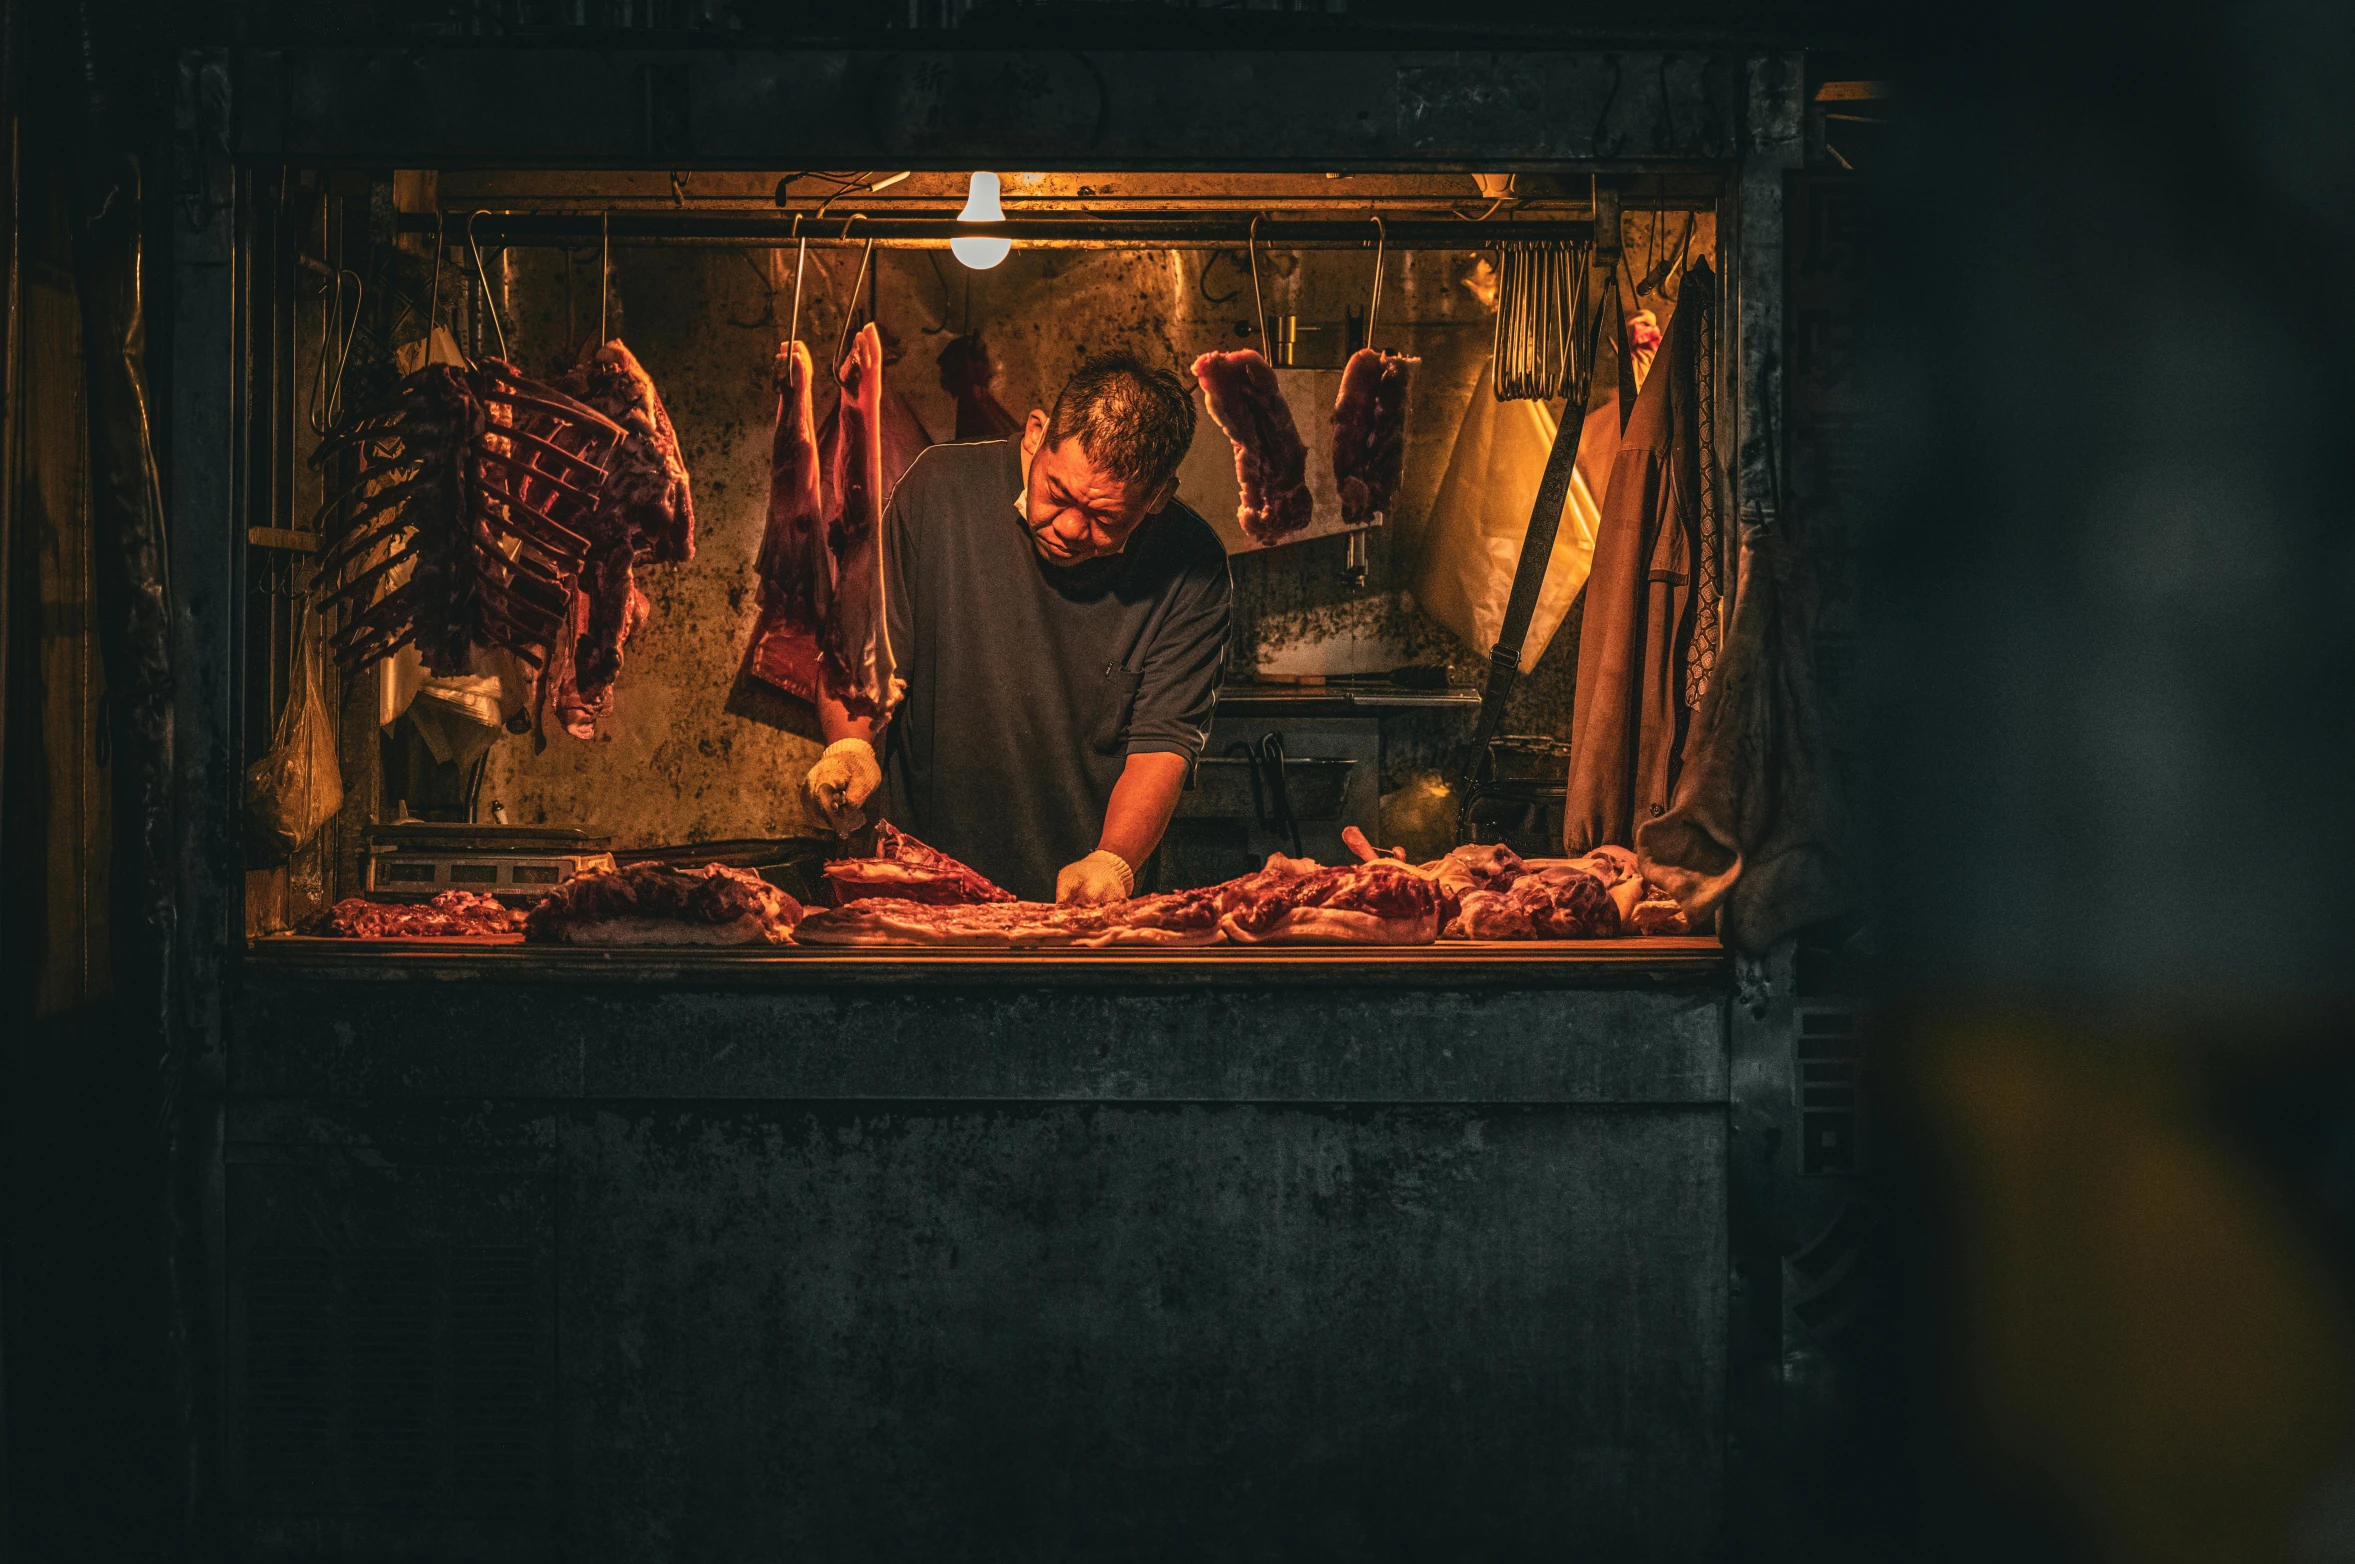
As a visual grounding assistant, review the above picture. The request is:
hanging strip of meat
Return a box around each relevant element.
[1191,349,1314,545]
[818,376,933,517]
[937,331,1022,441]
[543,339,696,736]
[1332,347,1418,529]
[747,340,829,704]
[819,323,898,719]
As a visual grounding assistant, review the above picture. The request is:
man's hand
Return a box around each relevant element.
[1056,849,1134,906]
[805,737,881,836]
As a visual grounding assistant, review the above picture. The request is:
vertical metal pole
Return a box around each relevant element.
[1722,52,1806,1562]
[172,47,239,1563]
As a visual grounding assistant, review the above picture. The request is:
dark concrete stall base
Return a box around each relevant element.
[227,942,1734,1560]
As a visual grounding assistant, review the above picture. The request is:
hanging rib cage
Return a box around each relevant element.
[309,359,626,679]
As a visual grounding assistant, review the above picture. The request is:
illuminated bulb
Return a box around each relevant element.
[950,170,1011,270]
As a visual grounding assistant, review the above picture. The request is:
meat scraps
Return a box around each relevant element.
[821,822,1016,906]
[1191,349,1314,544]
[937,331,1022,441]
[1331,348,1417,528]
[1215,857,1442,946]
[311,359,623,679]
[818,324,899,719]
[797,889,1223,948]
[542,339,696,738]
[747,340,830,704]
[523,861,803,947]
[303,890,527,939]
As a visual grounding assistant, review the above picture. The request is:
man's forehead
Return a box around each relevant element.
[1041,437,1145,508]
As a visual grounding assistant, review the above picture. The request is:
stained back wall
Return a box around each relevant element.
[462,217,1706,850]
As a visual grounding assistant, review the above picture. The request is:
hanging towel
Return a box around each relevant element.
[1636,522,1845,952]
[1563,259,1715,853]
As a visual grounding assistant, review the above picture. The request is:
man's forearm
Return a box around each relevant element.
[1098,751,1189,870]
[816,688,881,747]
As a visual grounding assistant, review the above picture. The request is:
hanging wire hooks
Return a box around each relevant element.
[307,267,364,434]
[837,223,876,366]
[786,213,809,345]
[1247,214,1268,352]
[1364,215,1387,354]
[466,209,509,360]
[425,220,446,350]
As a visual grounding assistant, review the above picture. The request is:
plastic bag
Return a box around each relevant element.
[244,609,344,861]
[1412,361,1622,673]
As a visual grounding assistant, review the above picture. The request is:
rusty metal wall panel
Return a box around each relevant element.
[242,48,1740,168]
[556,1100,1726,1559]
[233,977,1729,1104]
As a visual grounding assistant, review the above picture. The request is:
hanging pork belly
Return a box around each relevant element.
[747,322,907,719]
[310,358,623,682]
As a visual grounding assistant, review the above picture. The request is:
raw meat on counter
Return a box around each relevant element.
[1215,856,1442,945]
[1331,348,1417,528]
[523,862,803,947]
[304,890,527,939]
[1191,349,1314,544]
[544,339,696,738]
[1340,828,1691,939]
[797,889,1224,948]
[821,822,1016,905]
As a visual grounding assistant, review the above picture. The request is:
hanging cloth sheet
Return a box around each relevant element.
[1635,522,1846,953]
[1414,370,1621,673]
[1563,259,1717,854]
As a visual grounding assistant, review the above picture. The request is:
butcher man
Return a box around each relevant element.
[803,354,1232,906]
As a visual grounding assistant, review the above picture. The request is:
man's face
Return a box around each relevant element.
[1018,409,1173,565]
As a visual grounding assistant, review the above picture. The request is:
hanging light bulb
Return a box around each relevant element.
[950,171,1011,270]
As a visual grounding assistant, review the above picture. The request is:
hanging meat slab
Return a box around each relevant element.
[819,323,899,719]
[541,338,696,737]
[1191,349,1314,545]
[1332,347,1417,528]
[310,359,623,681]
[937,331,1022,441]
[747,339,830,704]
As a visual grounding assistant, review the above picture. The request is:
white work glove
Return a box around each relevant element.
[1056,849,1135,906]
[805,738,881,836]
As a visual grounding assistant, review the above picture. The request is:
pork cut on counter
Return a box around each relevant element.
[822,822,1015,905]
[543,339,696,738]
[1331,348,1417,528]
[1191,349,1314,544]
[796,889,1223,948]
[1213,856,1442,945]
[1341,829,1690,938]
[304,890,527,939]
[523,861,803,947]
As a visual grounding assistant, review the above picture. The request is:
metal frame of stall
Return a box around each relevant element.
[169,42,1839,1558]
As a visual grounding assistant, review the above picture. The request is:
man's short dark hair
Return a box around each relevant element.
[1044,354,1196,493]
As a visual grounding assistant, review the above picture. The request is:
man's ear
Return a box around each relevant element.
[1145,475,1180,515]
[1020,409,1049,463]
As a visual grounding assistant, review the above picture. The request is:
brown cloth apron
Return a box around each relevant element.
[1564,260,1716,854]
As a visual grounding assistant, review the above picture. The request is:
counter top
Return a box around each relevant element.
[244,935,1726,988]
[1213,685,1483,717]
